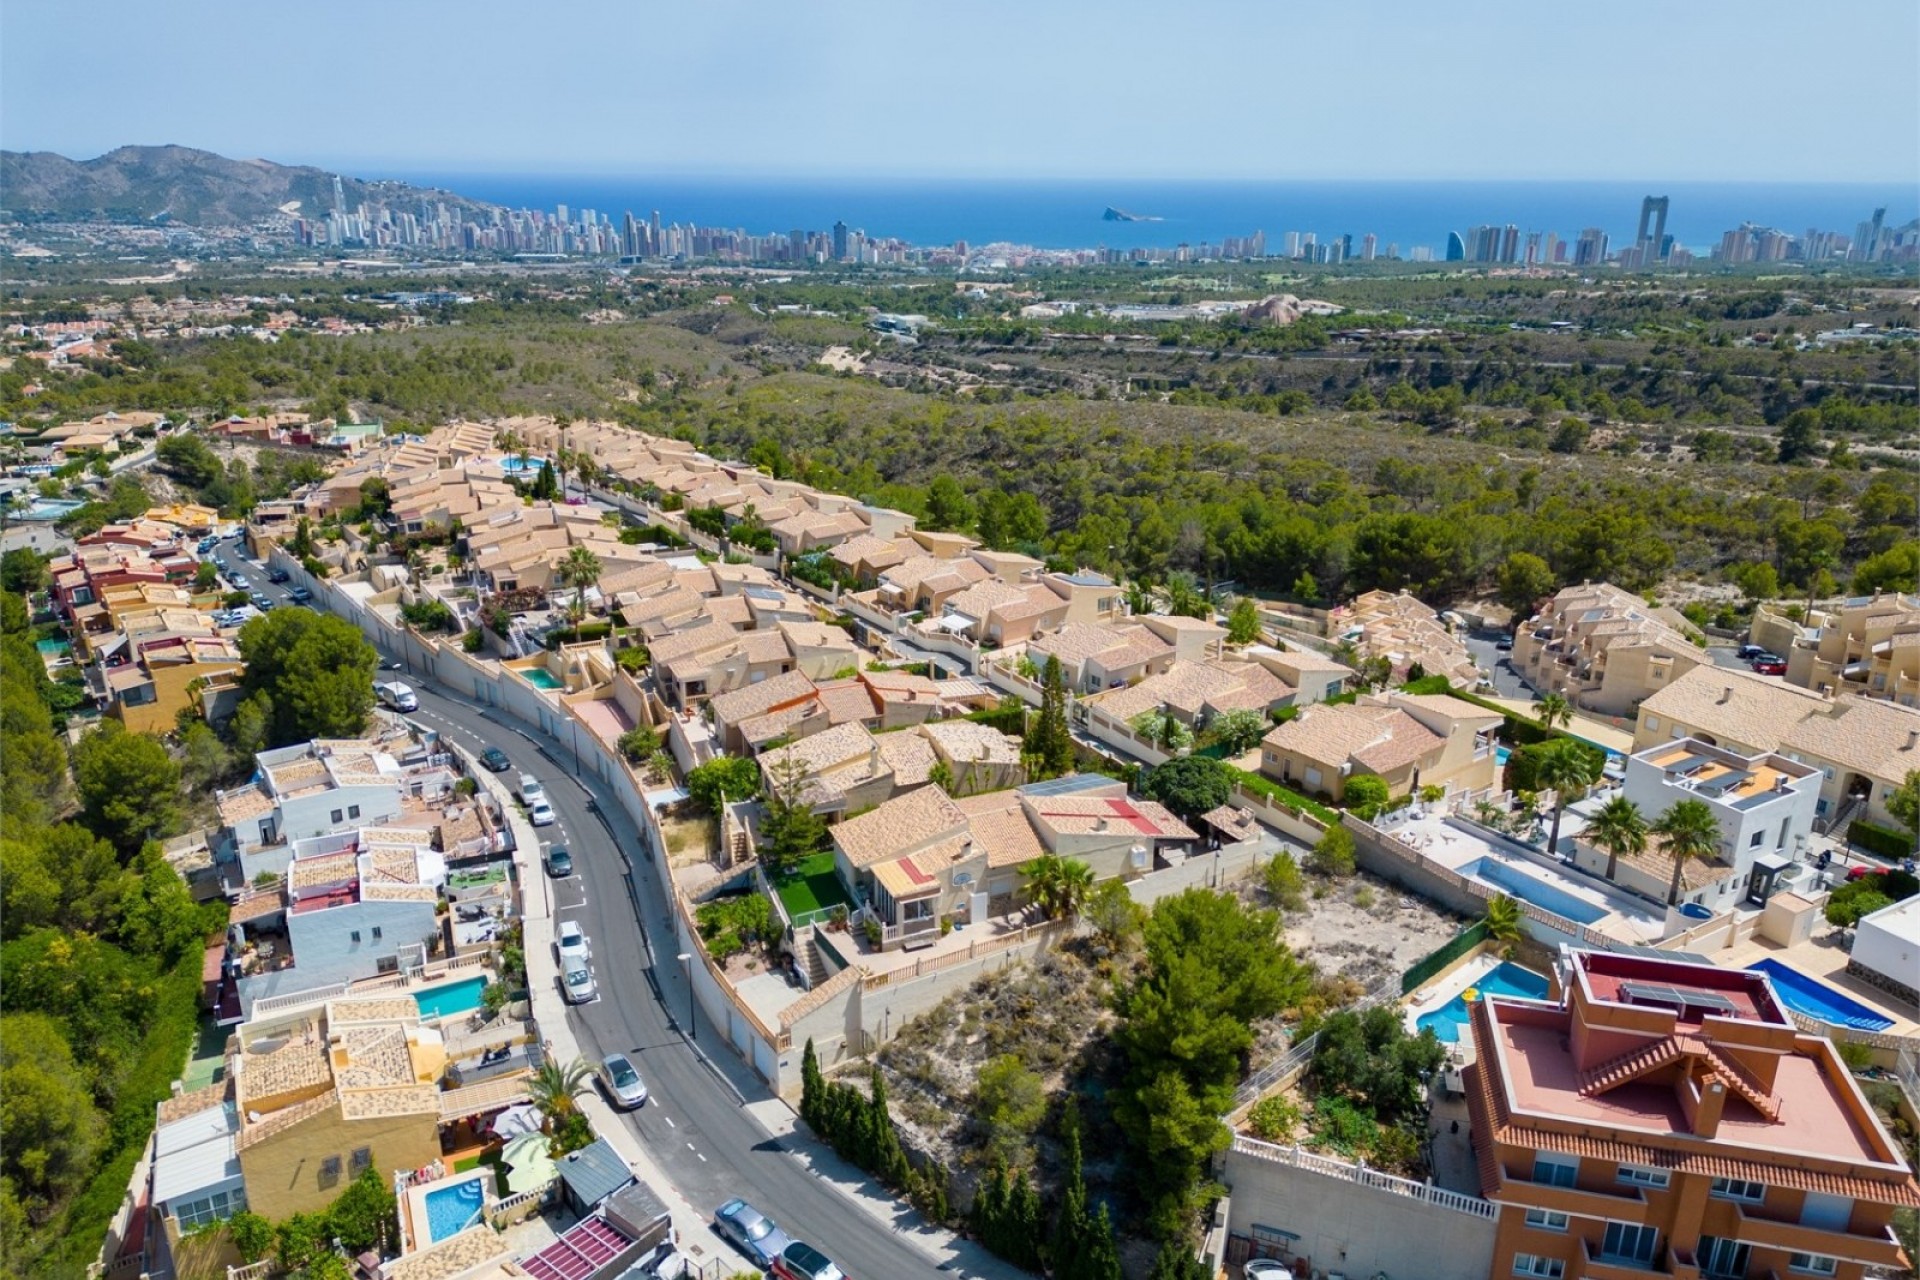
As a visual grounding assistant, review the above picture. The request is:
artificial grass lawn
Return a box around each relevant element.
[773,851,852,917]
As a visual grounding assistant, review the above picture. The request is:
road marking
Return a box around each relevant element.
[663,1115,675,1128]
[686,1142,696,1151]
[697,1152,706,1162]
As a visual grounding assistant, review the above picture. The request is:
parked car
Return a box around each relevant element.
[599,1053,648,1108]
[375,681,419,712]
[228,573,250,590]
[1737,643,1767,660]
[266,567,290,584]
[516,773,546,805]
[714,1200,793,1271]
[771,1242,844,1280]
[528,799,556,827]
[288,586,313,605]
[545,846,573,878]
[558,921,594,1003]
[478,746,511,772]
[250,594,275,612]
[1495,635,1514,652]
[1750,657,1787,675]
[1244,1262,1291,1280]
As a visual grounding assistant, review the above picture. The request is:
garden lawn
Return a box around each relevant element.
[773,852,852,919]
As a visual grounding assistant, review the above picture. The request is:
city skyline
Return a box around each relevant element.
[3,0,1917,184]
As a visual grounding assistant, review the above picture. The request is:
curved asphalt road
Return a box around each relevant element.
[398,667,960,1278]
[227,532,979,1278]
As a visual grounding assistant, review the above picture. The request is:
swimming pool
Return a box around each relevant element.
[1746,958,1894,1032]
[423,1177,486,1242]
[414,976,488,1020]
[1460,855,1607,925]
[1416,962,1552,1043]
[1495,746,1511,766]
[523,668,562,690]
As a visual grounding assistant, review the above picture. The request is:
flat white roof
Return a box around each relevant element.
[1858,892,1920,944]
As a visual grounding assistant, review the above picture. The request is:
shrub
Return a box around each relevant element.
[1310,824,1357,877]
[1263,851,1307,911]
[1341,774,1391,816]
[462,628,484,653]
[1849,819,1913,861]
[400,599,456,632]
[1247,1095,1301,1143]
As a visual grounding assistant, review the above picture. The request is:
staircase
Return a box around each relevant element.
[794,927,829,989]
[730,829,750,867]
[1816,795,1865,838]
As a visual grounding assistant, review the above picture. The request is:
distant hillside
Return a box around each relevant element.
[0,144,499,226]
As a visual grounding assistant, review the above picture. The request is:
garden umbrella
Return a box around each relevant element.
[489,1103,543,1138]
[502,1131,557,1192]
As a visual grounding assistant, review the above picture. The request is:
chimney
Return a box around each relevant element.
[1907,730,1919,751]
[1719,685,1734,705]
[1095,817,1109,832]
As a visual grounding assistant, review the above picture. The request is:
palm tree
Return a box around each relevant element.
[1022,855,1095,920]
[1483,894,1523,953]
[1536,747,1599,857]
[528,1057,593,1122]
[1537,692,1571,732]
[406,548,430,589]
[1652,798,1722,906]
[1588,795,1649,883]
[559,544,603,627]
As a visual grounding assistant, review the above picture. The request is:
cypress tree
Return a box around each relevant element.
[868,1065,911,1188]
[1050,1100,1089,1275]
[1008,1166,1044,1270]
[973,1162,1009,1257]
[1032,655,1075,779]
[800,1038,823,1132]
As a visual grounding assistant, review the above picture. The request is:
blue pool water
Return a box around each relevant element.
[523,668,562,690]
[1416,962,1552,1043]
[1747,958,1894,1032]
[1494,746,1511,766]
[424,1178,486,1242]
[413,976,488,1020]
[1460,856,1607,925]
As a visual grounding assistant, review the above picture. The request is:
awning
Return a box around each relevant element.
[933,613,975,633]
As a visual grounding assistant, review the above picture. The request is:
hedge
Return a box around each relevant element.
[1401,921,1491,995]
[545,621,612,649]
[1848,819,1914,861]
[1445,688,1554,746]
[1399,675,1454,696]
[1227,767,1338,824]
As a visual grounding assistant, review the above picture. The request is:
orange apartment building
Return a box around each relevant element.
[1467,950,1916,1280]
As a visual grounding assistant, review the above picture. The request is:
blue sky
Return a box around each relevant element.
[4,0,1916,182]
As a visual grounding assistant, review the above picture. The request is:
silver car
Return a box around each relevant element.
[600,1053,647,1108]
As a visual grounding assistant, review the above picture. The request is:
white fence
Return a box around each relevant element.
[1229,1135,1499,1220]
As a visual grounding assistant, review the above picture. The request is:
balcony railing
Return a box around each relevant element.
[1579,1236,1669,1278]
[1733,1205,1906,1269]
[1495,1169,1653,1223]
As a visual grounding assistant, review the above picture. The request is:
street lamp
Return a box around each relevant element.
[676,952,696,1041]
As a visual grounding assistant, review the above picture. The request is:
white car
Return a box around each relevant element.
[528,799,556,827]
[558,921,595,1003]
[1244,1262,1291,1280]
[375,680,418,712]
[516,773,545,805]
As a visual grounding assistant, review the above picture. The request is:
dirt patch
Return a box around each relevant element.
[1281,870,1472,992]
[659,811,716,866]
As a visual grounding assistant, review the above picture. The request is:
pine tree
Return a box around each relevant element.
[1147,1241,1210,1280]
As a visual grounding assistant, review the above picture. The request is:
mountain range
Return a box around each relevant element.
[0,145,499,226]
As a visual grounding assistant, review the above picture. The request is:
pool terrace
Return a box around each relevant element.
[1390,812,1666,943]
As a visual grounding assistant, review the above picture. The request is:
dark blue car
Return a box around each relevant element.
[715,1199,793,1270]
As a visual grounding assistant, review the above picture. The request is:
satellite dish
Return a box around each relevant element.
[953,872,973,886]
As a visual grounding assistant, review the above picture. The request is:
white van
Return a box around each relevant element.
[516,773,546,805]
[375,681,419,712]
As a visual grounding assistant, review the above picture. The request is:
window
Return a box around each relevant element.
[1531,1155,1578,1188]
[1699,1236,1750,1278]
[1601,1221,1660,1264]
[1512,1255,1564,1279]
[371,926,382,940]
[331,809,344,824]
[348,804,361,819]
[1645,715,1660,732]
[902,898,935,923]
[1671,725,1686,740]
[1523,1209,1569,1232]
[350,1146,372,1175]
[1616,1164,1669,1189]
[1788,1255,1838,1276]
[1709,1177,1765,1202]
[318,1155,342,1189]
[1749,830,1765,848]
[173,1187,247,1231]
[350,930,362,943]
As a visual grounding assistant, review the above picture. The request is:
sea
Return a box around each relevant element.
[373,173,1911,258]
